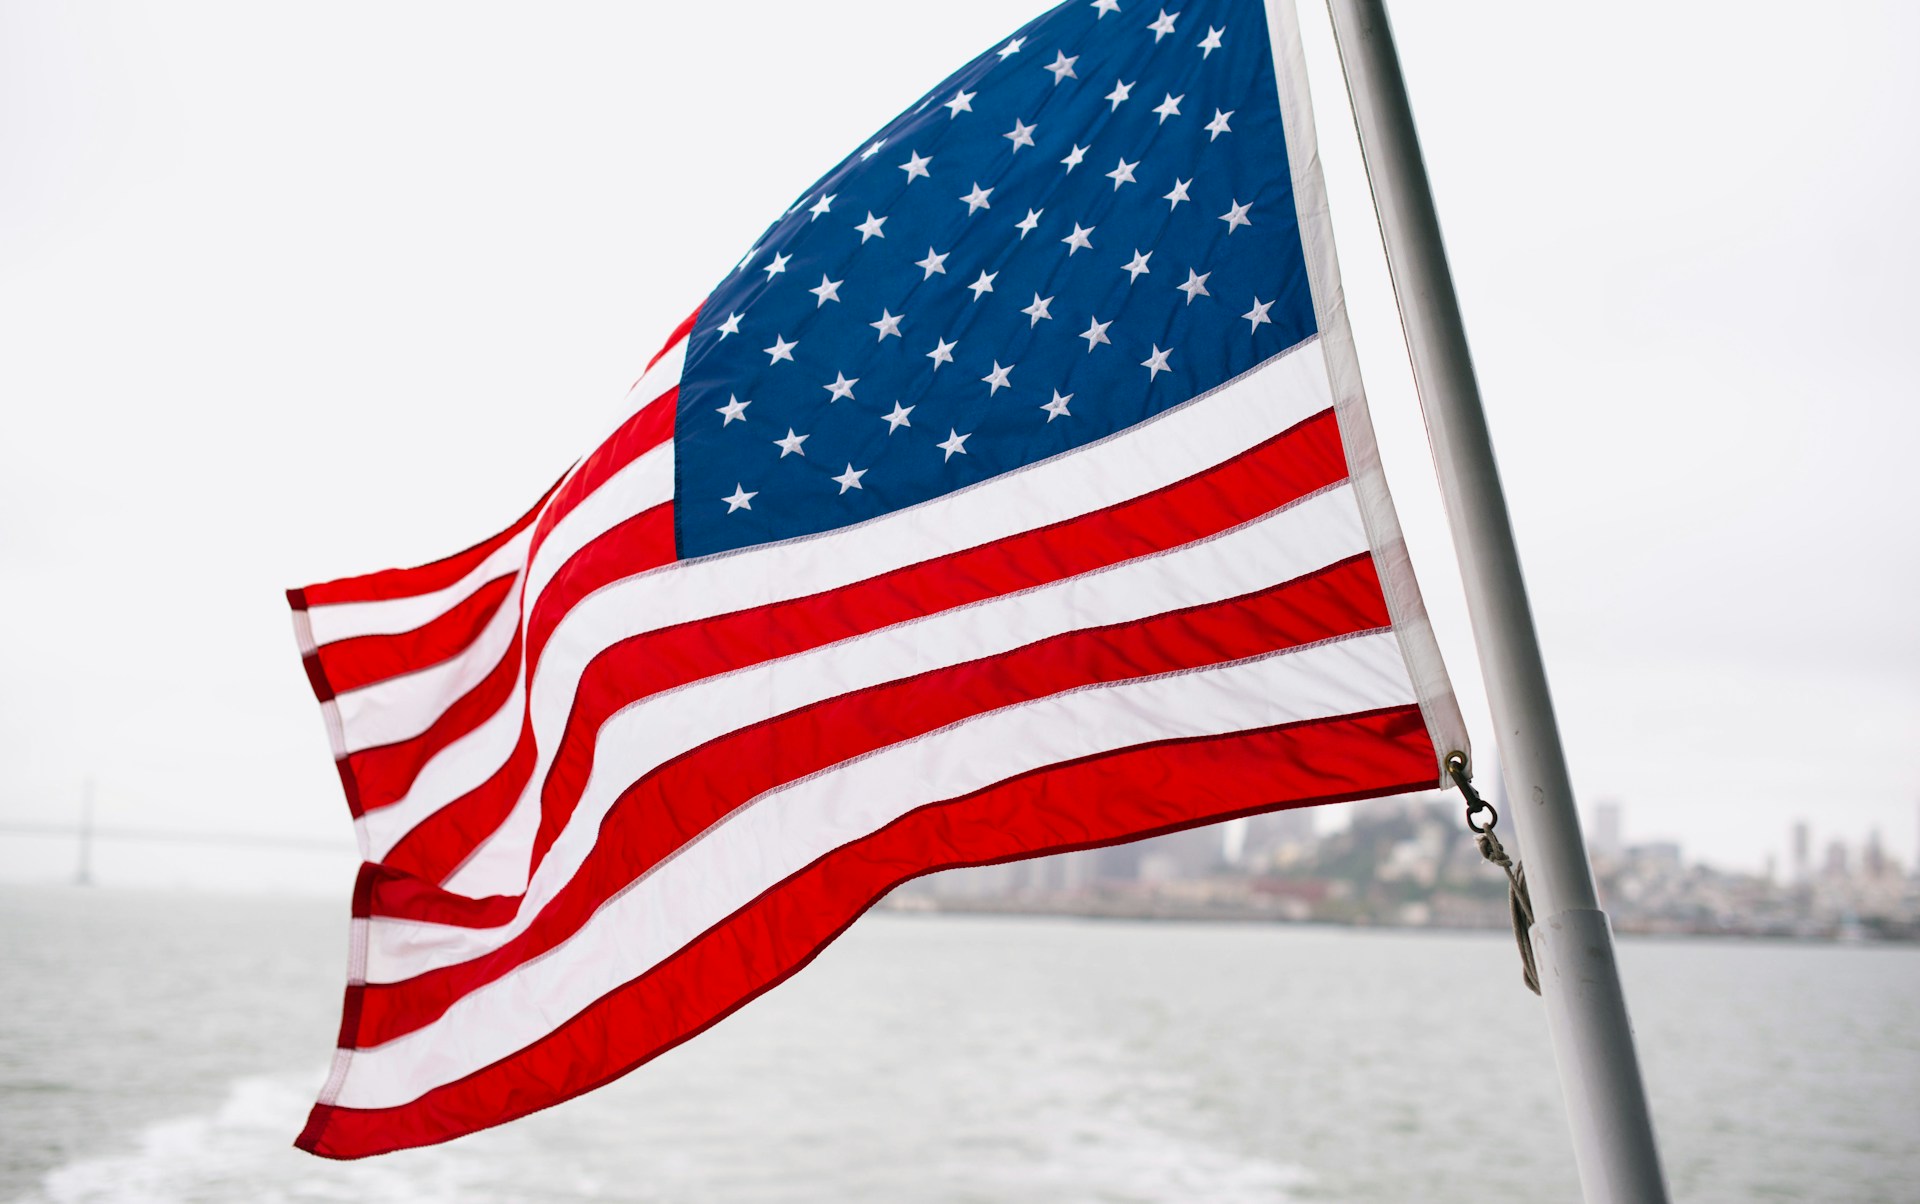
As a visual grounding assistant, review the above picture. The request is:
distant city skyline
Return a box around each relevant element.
[894,793,1920,941]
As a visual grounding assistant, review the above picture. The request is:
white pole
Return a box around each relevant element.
[1321,3,1669,1200]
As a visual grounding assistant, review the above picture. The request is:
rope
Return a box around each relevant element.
[1446,753,1541,996]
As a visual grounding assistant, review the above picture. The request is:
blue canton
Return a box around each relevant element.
[675,0,1313,558]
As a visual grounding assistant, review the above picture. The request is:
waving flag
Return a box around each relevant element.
[288,0,1466,1159]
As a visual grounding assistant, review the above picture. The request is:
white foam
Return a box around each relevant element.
[24,1072,477,1204]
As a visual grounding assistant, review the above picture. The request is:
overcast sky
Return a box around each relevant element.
[2,1,1915,892]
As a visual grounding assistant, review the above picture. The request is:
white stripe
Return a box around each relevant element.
[332,578,526,754]
[358,679,525,862]
[443,336,1338,897]
[633,337,687,407]
[559,332,690,483]
[331,630,1415,1109]
[520,444,672,611]
[303,531,532,647]
[367,483,1369,979]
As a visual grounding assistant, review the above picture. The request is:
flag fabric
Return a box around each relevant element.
[287,0,1466,1160]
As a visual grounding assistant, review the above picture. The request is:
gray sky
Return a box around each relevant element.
[2,1,1915,892]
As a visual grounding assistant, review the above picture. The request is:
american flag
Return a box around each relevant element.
[288,0,1466,1159]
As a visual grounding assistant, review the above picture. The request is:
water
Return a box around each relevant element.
[1,886,1915,1202]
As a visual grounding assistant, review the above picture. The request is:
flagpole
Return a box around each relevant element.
[1321,3,1669,1200]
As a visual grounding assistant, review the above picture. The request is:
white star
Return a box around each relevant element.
[967,269,998,300]
[1153,93,1184,123]
[1198,25,1224,57]
[823,372,858,403]
[860,139,886,160]
[762,251,792,279]
[1022,293,1054,326]
[763,334,797,364]
[882,401,914,433]
[1091,0,1121,15]
[1004,118,1037,152]
[855,211,887,242]
[916,247,949,278]
[981,361,1014,394]
[1062,143,1089,172]
[735,243,760,273]
[945,89,976,117]
[1205,109,1234,140]
[1105,79,1134,110]
[722,484,756,513]
[1220,199,1252,233]
[1163,178,1192,209]
[773,428,809,458]
[1015,208,1043,238]
[808,274,843,307]
[1176,268,1211,304]
[997,36,1026,59]
[1148,9,1179,41]
[1243,297,1274,332]
[808,194,835,221]
[716,311,743,338]
[1041,390,1073,421]
[1141,345,1172,379]
[938,429,971,461]
[1080,316,1113,350]
[1045,51,1079,83]
[959,182,994,214]
[1121,249,1152,281]
[870,309,903,340]
[716,394,750,424]
[832,463,868,494]
[899,150,932,182]
[927,337,957,370]
[1106,158,1139,189]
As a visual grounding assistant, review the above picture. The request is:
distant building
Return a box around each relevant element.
[1824,840,1848,880]
[1792,821,1811,885]
[1591,800,1623,858]
[1864,829,1887,880]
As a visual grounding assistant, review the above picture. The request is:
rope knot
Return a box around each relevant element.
[1473,829,1512,871]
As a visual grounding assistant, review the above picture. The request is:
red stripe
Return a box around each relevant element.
[524,503,676,670]
[381,737,538,885]
[370,408,1343,879]
[352,556,1390,1047]
[292,483,554,609]
[296,705,1437,1159]
[307,574,517,698]
[646,308,699,374]
[527,387,675,570]
[342,632,524,817]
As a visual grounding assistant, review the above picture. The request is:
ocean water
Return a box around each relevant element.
[1,886,1915,1202]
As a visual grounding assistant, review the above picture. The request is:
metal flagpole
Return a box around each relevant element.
[1320,2,1670,1200]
